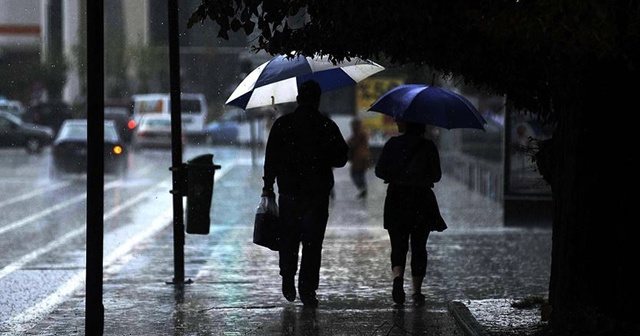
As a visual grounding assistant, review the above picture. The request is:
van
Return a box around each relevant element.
[132,93,208,140]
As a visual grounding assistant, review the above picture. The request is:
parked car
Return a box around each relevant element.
[0,111,54,153]
[0,97,26,118]
[22,101,73,135]
[50,119,128,177]
[132,114,184,150]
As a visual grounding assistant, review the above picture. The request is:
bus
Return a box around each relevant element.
[132,93,208,140]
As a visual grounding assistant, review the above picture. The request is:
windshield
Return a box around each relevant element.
[0,111,22,124]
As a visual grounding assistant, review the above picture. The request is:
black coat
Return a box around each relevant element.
[375,133,446,232]
[263,105,348,196]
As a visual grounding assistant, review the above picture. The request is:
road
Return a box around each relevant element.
[0,145,249,331]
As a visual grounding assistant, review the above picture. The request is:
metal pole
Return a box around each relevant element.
[86,0,105,333]
[167,0,188,285]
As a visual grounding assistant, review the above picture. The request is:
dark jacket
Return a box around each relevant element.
[347,130,371,172]
[263,105,348,196]
[375,133,446,232]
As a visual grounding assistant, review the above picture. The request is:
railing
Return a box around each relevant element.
[440,151,503,203]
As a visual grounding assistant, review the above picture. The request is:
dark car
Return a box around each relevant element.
[0,111,54,153]
[22,101,73,135]
[50,119,128,177]
[104,108,135,143]
[104,97,135,143]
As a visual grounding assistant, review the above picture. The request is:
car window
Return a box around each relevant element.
[0,111,21,125]
[150,119,171,127]
[142,117,172,127]
[57,121,121,141]
[181,99,201,114]
[104,125,120,141]
[58,124,86,139]
[0,114,15,129]
[0,101,24,117]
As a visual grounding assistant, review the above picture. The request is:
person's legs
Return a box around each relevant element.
[388,229,410,304]
[409,227,430,303]
[298,194,329,307]
[278,194,302,302]
[350,169,367,198]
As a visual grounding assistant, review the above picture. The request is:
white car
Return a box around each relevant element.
[132,114,185,150]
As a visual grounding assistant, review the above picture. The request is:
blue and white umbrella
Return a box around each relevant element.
[226,54,385,110]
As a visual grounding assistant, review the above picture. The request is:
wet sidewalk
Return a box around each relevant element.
[29,154,550,335]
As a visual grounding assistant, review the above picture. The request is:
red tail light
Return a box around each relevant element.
[127,120,137,130]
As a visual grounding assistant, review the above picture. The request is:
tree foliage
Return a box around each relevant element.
[189,0,639,123]
[189,1,640,335]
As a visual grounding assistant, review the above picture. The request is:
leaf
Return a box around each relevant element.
[243,21,255,35]
[230,18,242,32]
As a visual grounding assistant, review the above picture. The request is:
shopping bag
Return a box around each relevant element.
[253,196,280,251]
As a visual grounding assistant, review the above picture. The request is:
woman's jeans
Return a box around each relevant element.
[278,193,329,296]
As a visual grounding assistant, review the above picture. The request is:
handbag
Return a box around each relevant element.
[253,195,280,251]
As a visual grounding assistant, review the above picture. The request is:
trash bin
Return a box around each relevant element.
[184,154,221,234]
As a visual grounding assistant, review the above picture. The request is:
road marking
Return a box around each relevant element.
[2,161,236,334]
[0,181,167,281]
[0,164,157,236]
[0,179,121,236]
[0,181,71,209]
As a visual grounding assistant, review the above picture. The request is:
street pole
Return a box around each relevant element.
[167,0,189,285]
[86,0,105,334]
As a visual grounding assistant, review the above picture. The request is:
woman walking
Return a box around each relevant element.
[375,120,446,305]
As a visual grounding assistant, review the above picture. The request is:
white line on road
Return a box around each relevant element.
[0,179,121,236]
[0,181,71,209]
[0,164,156,236]
[0,181,167,281]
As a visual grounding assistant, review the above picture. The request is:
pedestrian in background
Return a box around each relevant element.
[347,117,372,199]
[261,79,349,308]
[374,120,446,305]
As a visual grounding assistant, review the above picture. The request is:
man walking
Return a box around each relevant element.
[261,79,349,307]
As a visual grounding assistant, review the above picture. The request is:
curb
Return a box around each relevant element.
[448,301,491,336]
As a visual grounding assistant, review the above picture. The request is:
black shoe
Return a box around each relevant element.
[412,292,426,305]
[300,294,318,308]
[282,277,296,302]
[392,277,405,304]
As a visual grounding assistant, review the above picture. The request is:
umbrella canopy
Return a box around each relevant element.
[226,54,385,110]
[368,84,487,131]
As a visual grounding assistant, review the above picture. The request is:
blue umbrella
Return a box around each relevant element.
[226,54,385,110]
[368,84,487,130]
